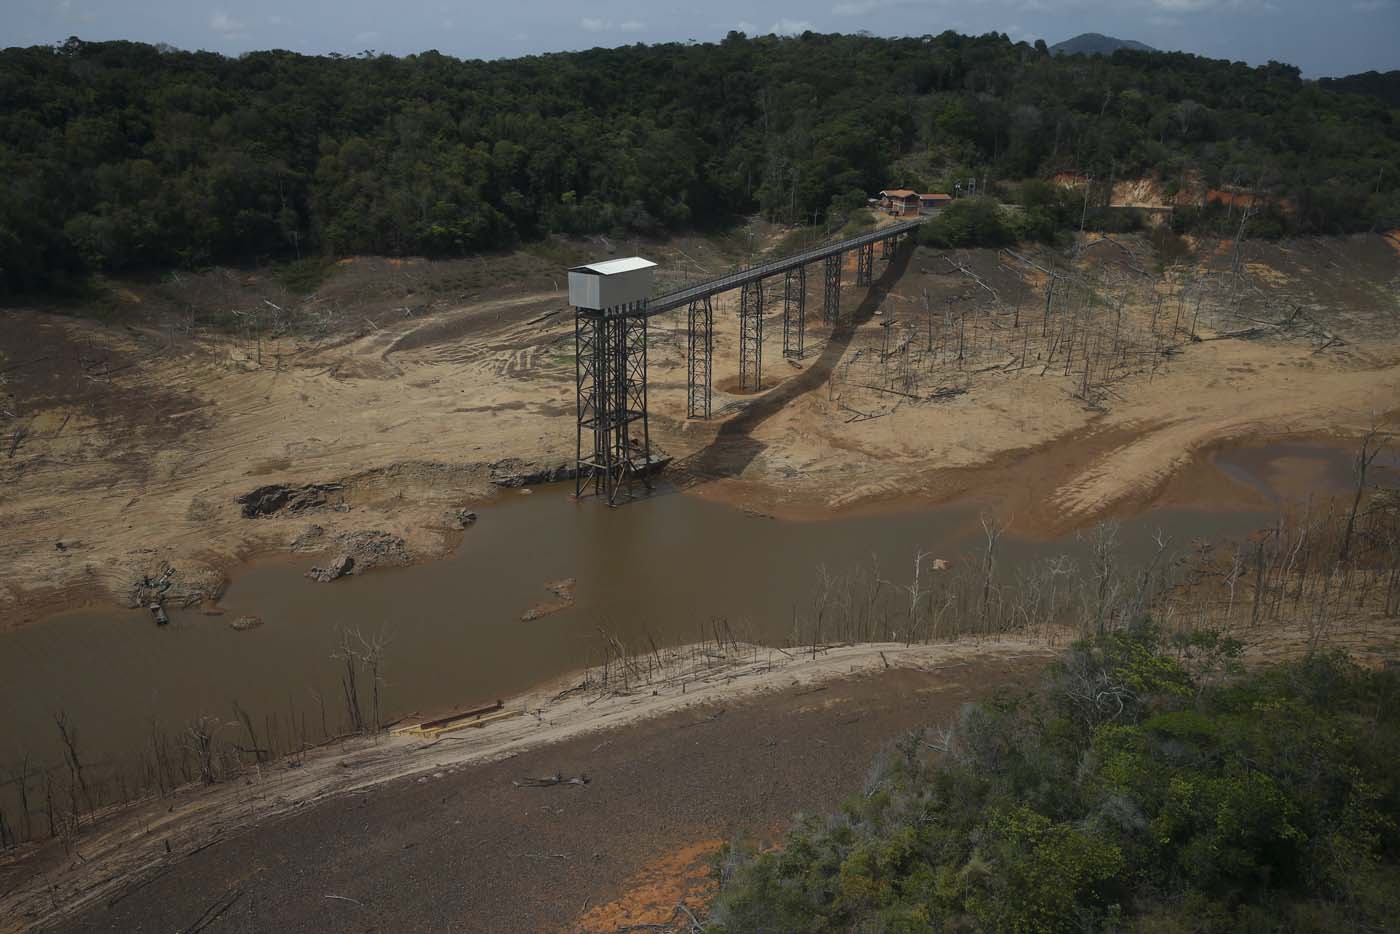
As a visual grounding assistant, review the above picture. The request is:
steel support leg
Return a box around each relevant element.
[686,296,713,419]
[856,241,874,287]
[739,279,764,392]
[823,255,841,325]
[880,237,893,260]
[782,266,805,360]
[575,309,600,499]
[575,302,652,505]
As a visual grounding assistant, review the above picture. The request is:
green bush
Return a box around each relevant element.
[708,629,1400,932]
[919,197,1016,248]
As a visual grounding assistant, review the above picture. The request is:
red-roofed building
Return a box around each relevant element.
[878,189,921,216]
[919,193,952,213]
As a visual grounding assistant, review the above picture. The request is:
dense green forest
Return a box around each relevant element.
[1318,70,1400,108]
[2,32,1398,293]
[709,629,1400,933]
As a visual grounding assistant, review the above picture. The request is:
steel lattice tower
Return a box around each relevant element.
[856,241,875,287]
[739,278,764,392]
[823,255,842,324]
[782,266,806,359]
[686,296,713,419]
[574,302,652,505]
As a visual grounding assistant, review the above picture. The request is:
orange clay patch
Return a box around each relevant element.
[572,839,723,934]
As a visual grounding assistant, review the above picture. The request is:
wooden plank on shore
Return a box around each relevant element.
[390,700,504,736]
[419,708,522,738]
[417,700,503,731]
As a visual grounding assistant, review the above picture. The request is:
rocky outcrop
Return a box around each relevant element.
[230,615,264,631]
[289,524,327,551]
[124,559,227,610]
[489,458,577,488]
[489,455,671,488]
[334,530,410,568]
[306,555,354,582]
[237,482,345,518]
[305,530,412,582]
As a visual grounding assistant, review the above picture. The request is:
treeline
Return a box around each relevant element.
[708,629,1400,932]
[1319,70,1400,108]
[2,32,1398,293]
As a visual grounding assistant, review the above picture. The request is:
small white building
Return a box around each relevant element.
[568,257,657,312]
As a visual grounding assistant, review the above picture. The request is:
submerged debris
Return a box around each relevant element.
[520,577,577,621]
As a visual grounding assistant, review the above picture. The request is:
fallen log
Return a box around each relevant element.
[513,773,590,788]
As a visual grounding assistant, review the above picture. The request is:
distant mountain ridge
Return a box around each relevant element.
[1050,33,1156,56]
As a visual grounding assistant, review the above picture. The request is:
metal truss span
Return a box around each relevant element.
[643,217,924,317]
[575,302,653,506]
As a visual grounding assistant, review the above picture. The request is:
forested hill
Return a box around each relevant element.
[1319,70,1400,108]
[2,32,1397,294]
[1049,33,1156,56]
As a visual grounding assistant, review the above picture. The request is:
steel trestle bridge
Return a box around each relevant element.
[574,217,924,504]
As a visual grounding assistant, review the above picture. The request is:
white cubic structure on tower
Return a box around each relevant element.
[568,257,657,311]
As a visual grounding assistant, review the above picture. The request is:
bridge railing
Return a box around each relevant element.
[644,218,924,316]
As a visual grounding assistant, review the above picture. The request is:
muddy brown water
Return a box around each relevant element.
[0,439,1393,819]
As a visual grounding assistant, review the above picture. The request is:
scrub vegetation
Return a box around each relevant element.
[707,627,1400,933]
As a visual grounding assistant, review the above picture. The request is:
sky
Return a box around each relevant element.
[6,0,1397,78]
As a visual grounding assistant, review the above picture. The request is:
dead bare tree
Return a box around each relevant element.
[184,715,221,785]
[53,712,89,822]
[979,513,1009,628]
[1340,423,1389,564]
[333,629,365,734]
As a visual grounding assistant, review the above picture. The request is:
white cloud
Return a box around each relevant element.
[619,19,646,31]
[513,32,530,40]
[1352,0,1392,10]
[267,14,283,25]
[580,16,608,31]
[736,20,757,32]
[833,0,880,13]
[210,10,245,36]
[355,30,380,43]
[771,18,816,34]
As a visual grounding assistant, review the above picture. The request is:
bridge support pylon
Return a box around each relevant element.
[856,241,875,287]
[575,303,652,506]
[782,266,806,360]
[739,278,764,392]
[823,255,841,325]
[686,296,712,419]
[880,236,893,261]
